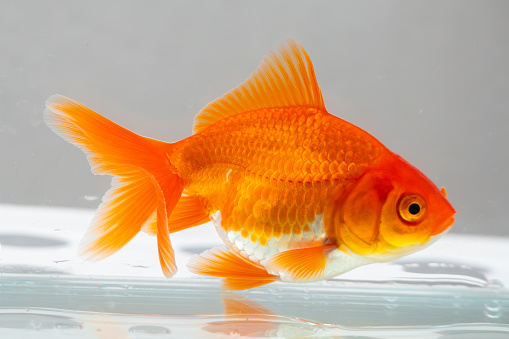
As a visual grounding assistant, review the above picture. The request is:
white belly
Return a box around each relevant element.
[211,211,327,265]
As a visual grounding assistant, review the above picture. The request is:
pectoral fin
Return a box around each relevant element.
[265,244,335,282]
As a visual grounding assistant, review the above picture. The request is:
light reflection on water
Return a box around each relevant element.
[0,274,508,338]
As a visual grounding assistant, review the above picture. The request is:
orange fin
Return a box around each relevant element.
[265,244,335,282]
[223,277,275,291]
[77,168,157,260]
[187,247,277,290]
[142,195,210,235]
[151,174,183,277]
[193,39,325,134]
[45,95,183,277]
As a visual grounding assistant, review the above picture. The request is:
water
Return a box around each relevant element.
[1,275,508,338]
[1,204,509,337]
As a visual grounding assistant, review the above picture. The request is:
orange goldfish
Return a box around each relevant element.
[44,40,455,290]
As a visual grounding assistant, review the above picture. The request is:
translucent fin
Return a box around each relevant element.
[77,167,157,261]
[45,95,183,277]
[142,195,210,235]
[265,244,335,282]
[187,247,277,290]
[193,39,325,134]
[223,277,275,290]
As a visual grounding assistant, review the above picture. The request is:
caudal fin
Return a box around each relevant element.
[44,95,183,277]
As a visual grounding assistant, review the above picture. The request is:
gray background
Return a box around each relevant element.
[1,1,508,236]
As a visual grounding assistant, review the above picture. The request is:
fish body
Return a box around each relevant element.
[44,40,455,289]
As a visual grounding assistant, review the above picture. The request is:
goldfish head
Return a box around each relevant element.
[325,154,455,260]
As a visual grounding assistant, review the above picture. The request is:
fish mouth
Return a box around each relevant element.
[431,216,455,236]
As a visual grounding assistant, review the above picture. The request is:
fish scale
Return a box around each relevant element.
[170,107,387,260]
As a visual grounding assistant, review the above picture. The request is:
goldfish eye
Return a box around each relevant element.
[398,194,426,223]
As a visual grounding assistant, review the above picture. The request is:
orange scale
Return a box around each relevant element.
[255,220,265,236]
[277,157,288,173]
[262,170,274,186]
[312,172,323,183]
[292,224,303,235]
[331,172,342,183]
[252,200,264,219]
[297,208,307,225]
[345,150,354,164]
[269,154,281,169]
[269,206,279,223]
[328,160,339,174]
[348,162,357,176]
[287,205,298,224]
[245,181,258,196]
[259,236,268,246]
[243,198,255,215]
[269,171,280,186]
[230,220,241,232]
[321,172,332,183]
[292,159,303,173]
[338,161,348,175]
[272,224,283,238]
[337,150,345,162]
[310,150,319,162]
[285,189,298,206]
[306,206,316,224]
[295,189,305,206]
[245,214,257,232]
[304,189,314,205]
[302,161,312,175]
[255,167,267,180]
[277,173,288,188]
[240,228,249,239]
[263,223,274,238]
[278,205,288,224]
[282,224,292,235]
[258,185,270,202]
[311,162,321,175]
[319,161,330,174]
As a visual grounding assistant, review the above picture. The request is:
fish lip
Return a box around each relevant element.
[431,215,455,236]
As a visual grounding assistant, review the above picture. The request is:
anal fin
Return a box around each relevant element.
[187,247,277,290]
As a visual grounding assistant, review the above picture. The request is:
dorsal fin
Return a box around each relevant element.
[193,39,325,134]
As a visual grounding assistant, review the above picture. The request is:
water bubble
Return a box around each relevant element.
[484,300,502,319]
[98,284,131,296]
[84,195,99,201]
[98,284,130,290]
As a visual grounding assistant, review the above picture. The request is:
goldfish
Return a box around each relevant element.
[44,40,455,290]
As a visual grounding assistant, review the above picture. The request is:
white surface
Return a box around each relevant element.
[1,204,508,287]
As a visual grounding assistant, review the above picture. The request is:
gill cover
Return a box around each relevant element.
[325,168,393,255]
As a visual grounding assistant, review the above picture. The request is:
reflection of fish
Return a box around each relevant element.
[204,293,278,337]
[207,293,332,337]
[45,40,455,289]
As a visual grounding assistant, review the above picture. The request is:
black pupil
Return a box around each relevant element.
[408,203,421,215]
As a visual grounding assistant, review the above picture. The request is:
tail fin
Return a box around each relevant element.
[44,95,183,277]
